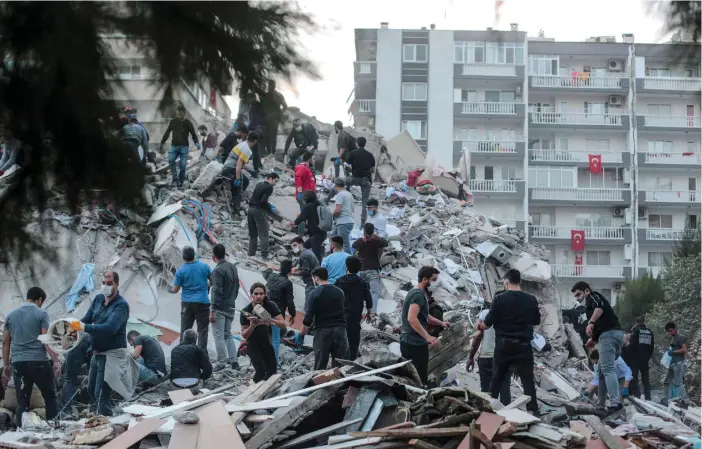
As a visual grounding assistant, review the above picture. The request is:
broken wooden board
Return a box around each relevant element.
[582,416,625,449]
[475,413,505,440]
[196,401,245,449]
[349,427,472,439]
[409,439,442,449]
[169,389,195,405]
[428,318,471,380]
[169,422,200,449]
[144,393,223,420]
[342,388,379,434]
[244,415,275,424]
[274,418,363,449]
[101,417,167,449]
[230,374,283,435]
[496,409,541,425]
[224,397,297,413]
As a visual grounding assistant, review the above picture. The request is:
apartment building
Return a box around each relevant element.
[103,35,232,148]
[352,24,701,304]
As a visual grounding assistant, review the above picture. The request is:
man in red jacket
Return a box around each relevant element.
[294,152,316,235]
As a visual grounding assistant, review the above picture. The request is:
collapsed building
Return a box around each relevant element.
[0,116,699,449]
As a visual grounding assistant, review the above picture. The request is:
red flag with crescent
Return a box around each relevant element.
[588,154,602,174]
[571,230,585,251]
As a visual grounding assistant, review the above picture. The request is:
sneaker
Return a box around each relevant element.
[212,362,228,372]
[606,403,623,414]
[231,361,240,370]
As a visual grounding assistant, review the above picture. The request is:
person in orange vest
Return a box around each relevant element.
[294,151,316,235]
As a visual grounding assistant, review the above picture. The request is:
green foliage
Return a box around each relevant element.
[672,227,701,259]
[615,273,664,331]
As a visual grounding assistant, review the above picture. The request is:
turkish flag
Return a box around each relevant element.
[571,230,585,251]
[209,88,217,109]
[588,154,602,174]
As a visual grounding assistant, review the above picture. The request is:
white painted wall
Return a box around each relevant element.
[639,171,699,190]
[454,126,523,141]
[375,29,402,140]
[641,99,701,116]
[550,244,626,266]
[471,199,523,224]
[428,30,455,168]
[640,138,701,153]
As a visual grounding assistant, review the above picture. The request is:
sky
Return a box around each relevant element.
[225,0,669,124]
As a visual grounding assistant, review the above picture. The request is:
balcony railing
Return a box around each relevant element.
[531,188,626,201]
[644,115,701,128]
[645,228,685,240]
[469,179,520,192]
[530,112,624,126]
[462,63,518,77]
[462,102,517,115]
[532,75,624,89]
[530,149,623,163]
[644,152,701,164]
[644,190,699,203]
[643,76,701,92]
[530,226,625,240]
[355,61,375,74]
[462,140,519,153]
[552,264,625,278]
[356,99,375,113]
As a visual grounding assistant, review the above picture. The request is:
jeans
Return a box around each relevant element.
[478,357,511,405]
[181,302,210,351]
[213,312,237,363]
[313,326,350,370]
[359,270,382,312]
[11,361,57,427]
[272,326,284,362]
[333,223,353,254]
[88,355,113,416]
[665,361,687,400]
[400,341,429,386]
[630,359,651,400]
[248,339,277,383]
[247,207,270,257]
[137,360,161,387]
[347,177,371,223]
[490,338,538,413]
[168,145,189,185]
[60,337,92,409]
[597,329,625,407]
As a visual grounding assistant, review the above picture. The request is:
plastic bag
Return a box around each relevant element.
[660,352,672,368]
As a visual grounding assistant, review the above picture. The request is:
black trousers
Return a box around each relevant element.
[478,357,511,405]
[247,207,270,257]
[263,121,279,155]
[400,341,429,385]
[251,141,262,172]
[313,326,350,370]
[248,339,277,383]
[181,302,210,351]
[346,316,361,360]
[630,360,652,400]
[490,338,538,412]
[221,166,250,214]
[12,361,58,427]
[306,231,326,262]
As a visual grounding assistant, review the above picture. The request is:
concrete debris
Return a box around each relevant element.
[173,411,199,424]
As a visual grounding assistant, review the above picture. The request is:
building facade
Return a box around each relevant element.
[352,24,701,304]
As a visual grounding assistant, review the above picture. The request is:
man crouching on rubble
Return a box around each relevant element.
[586,349,632,406]
[400,266,450,386]
[70,272,137,417]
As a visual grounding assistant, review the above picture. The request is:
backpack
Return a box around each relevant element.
[317,204,333,232]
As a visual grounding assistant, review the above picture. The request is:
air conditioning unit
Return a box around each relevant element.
[612,207,624,217]
[488,244,513,265]
[614,282,623,292]
[609,96,623,106]
[608,60,624,72]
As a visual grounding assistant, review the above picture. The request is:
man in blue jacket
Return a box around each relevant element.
[71,271,130,416]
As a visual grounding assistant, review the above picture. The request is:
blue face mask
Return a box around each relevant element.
[368,210,376,217]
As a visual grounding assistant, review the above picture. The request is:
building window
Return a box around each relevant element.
[403,44,428,62]
[470,165,476,179]
[649,214,673,228]
[648,140,673,153]
[585,139,610,151]
[501,166,517,180]
[402,82,427,101]
[647,104,672,116]
[402,120,427,139]
[528,166,576,188]
[586,251,611,265]
[653,177,673,190]
[575,213,612,227]
[647,68,671,77]
[454,41,484,64]
[118,65,141,79]
[648,252,671,267]
[485,90,516,102]
[485,42,524,64]
[529,55,559,75]
[485,166,494,180]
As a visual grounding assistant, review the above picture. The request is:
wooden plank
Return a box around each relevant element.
[169,422,200,449]
[475,413,505,440]
[348,427,472,439]
[274,418,363,449]
[237,422,251,438]
[313,437,383,449]
[169,389,195,405]
[230,374,283,427]
[582,416,624,449]
[409,440,443,449]
[196,401,245,449]
[224,398,297,413]
[360,398,385,431]
[501,395,530,411]
[244,415,275,424]
[144,394,224,419]
[101,417,167,449]
[342,388,379,434]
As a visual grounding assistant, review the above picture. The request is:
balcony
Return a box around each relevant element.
[637,115,702,132]
[468,179,525,197]
[530,75,628,92]
[638,227,685,244]
[529,149,627,166]
[353,99,375,116]
[639,190,700,206]
[530,226,631,244]
[529,187,631,205]
[639,267,664,278]
[457,62,524,79]
[455,139,525,159]
[456,101,522,116]
[552,264,627,279]
[639,151,701,168]
[639,77,701,95]
[530,111,629,130]
[354,61,376,79]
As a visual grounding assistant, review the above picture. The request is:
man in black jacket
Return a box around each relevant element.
[481,269,540,414]
[293,191,326,261]
[263,260,296,362]
[334,120,356,178]
[345,137,375,225]
[284,119,318,169]
[290,236,320,297]
[170,330,212,390]
[335,256,373,360]
[160,106,200,188]
[629,316,654,400]
[209,243,240,371]
[247,172,280,259]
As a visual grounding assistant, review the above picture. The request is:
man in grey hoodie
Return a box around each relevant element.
[209,244,240,370]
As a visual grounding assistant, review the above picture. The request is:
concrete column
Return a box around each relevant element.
[375,29,402,140]
[427,30,455,168]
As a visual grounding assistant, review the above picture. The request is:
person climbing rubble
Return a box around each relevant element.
[169,329,212,390]
[263,260,296,363]
[240,283,286,382]
[209,243,240,371]
[295,267,349,370]
[247,172,280,260]
[261,80,287,156]
[629,316,654,400]
[169,246,212,351]
[293,190,327,261]
[121,114,149,164]
[334,256,373,360]
[466,308,511,406]
[294,151,316,235]
[198,124,219,160]
[365,198,387,238]
[284,118,318,169]
[290,236,320,297]
[59,334,92,413]
[663,321,687,401]
[333,120,356,179]
[352,222,388,313]
[2,287,59,427]
[345,136,375,226]
[400,266,449,386]
[571,281,624,413]
[321,235,350,284]
[481,269,540,414]
[127,331,166,387]
[221,131,258,216]
[331,178,355,254]
[160,105,200,188]
[586,349,632,405]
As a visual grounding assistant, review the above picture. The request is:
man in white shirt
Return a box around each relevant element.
[365,199,387,238]
[221,132,257,215]
[587,349,633,406]
[466,308,511,405]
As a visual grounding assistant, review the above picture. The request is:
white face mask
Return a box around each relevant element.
[292,246,301,254]
[427,282,438,293]
[294,125,302,131]
[101,284,113,297]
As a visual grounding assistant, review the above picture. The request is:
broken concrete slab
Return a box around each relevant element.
[191,160,223,194]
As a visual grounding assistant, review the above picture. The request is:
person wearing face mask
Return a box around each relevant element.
[70,271,137,417]
[240,283,287,382]
[294,152,316,235]
[248,172,281,259]
[365,199,387,238]
[198,124,219,160]
[293,190,327,261]
[284,118,318,169]
[400,266,450,386]
[479,269,540,414]
[351,222,388,313]
[289,236,320,297]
